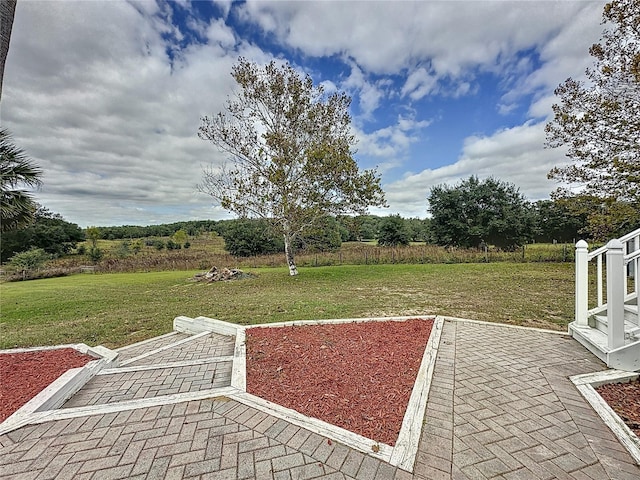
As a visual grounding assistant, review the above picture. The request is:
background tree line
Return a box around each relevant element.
[0,176,600,265]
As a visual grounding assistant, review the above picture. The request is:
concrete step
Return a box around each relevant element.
[570,322,640,371]
[570,324,608,364]
[590,312,640,339]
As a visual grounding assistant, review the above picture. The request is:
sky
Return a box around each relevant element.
[2,0,608,228]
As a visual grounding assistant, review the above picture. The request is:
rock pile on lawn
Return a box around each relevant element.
[193,266,253,282]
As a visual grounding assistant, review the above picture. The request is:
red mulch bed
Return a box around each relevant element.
[596,379,640,437]
[0,348,94,422]
[245,318,433,446]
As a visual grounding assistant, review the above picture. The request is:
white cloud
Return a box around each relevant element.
[379,122,570,218]
[319,80,338,95]
[205,17,236,48]
[340,63,386,117]
[213,0,233,20]
[499,2,604,118]
[1,0,608,226]
[238,1,605,86]
[2,1,253,226]
[353,112,432,174]
[402,67,439,101]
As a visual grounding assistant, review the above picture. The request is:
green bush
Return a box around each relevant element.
[377,215,410,247]
[88,246,103,263]
[223,219,283,257]
[8,248,51,279]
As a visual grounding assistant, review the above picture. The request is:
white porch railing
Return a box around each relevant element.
[574,227,640,351]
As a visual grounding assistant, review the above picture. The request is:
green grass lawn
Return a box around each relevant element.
[0,263,574,349]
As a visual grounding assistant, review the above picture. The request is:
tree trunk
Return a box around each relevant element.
[0,0,17,102]
[283,233,298,276]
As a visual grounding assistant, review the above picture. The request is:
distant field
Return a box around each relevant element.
[0,263,575,350]
[78,232,227,254]
[47,236,579,276]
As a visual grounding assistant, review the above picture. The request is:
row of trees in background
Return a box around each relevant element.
[27,189,581,260]
[0,181,601,264]
[427,176,586,250]
[1,205,84,262]
[216,178,589,255]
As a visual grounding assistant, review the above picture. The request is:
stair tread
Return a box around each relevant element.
[592,313,638,329]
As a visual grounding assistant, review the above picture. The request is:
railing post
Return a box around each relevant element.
[575,240,589,327]
[635,236,640,326]
[606,239,625,349]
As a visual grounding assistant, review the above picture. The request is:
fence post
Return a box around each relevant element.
[606,239,625,349]
[575,240,589,327]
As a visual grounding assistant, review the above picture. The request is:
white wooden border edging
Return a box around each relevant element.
[570,370,640,465]
[390,315,444,470]
[231,327,247,391]
[440,315,570,335]
[22,387,239,426]
[0,344,118,436]
[98,356,233,375]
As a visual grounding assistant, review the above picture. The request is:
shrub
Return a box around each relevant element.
[87,246,103,263]
[8,248,51,279]
[377,215,410,247]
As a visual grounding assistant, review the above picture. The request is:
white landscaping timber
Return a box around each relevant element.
[575,383,640,465]
[83,345,119,367]
[245,315,435,330]
[28,387,239,425]
[231,391,394,464]
[36,357,112,412]
[570,369,638,387]
[391,316,444,471]
[115,331,178,352]
[0,343,112,356]
[440,316,570,335]
[119,330,212,366]
[0,344,81,354]
[98,356,233,375]
[0,355,114,436]
[231,327,247,391]
[174,315,239,336]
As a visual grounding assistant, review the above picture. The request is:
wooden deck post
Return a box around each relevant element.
[575,240,589,327]
[606,239,625,350]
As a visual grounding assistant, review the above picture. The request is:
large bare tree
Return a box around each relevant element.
[199,58,386,275]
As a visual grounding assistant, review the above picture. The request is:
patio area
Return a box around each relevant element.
[1,318,639,479]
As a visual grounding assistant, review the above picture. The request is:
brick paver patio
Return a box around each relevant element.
[1,319,638,479]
